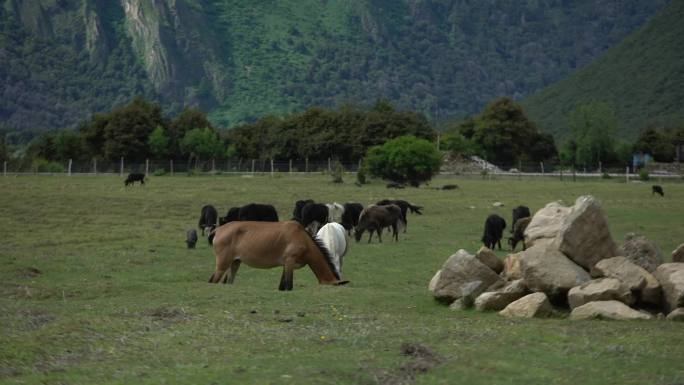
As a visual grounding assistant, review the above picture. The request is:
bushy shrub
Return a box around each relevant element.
[356,166,367,185]
[639,169,650,181]
[331,160,344,183]
[364,136,441,186]
[32,158,65,173]
[153,168,167,176]
[601,171,611,179]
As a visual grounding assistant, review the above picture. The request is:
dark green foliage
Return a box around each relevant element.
[227,103,435,162]
[458,98,557,165]
[633,126,676,162]
[0,0,668,134]
[179,127,223,162]
[148,126,170,159]
[440,133,482,158]
[364,135,441,186]
[524,0,684,139]
[102,97,165,162]
[568,101,619,167]
[169,108,215,155]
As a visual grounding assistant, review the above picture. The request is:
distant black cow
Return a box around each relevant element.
[292,199,314,222]
[441,184,458,190]
[300,202,329,234]
[198,205,218,236]
[186,229,198,249]
[508,216,531,251]
[386,182,405,189]
[219,207,240,225]
[482,214,506,250]
[238,203,279,222]
[376,199,423,233]
[511,205,531,233]
[124,173,145,186]
[652,185,664,197]
[340,202,364,235]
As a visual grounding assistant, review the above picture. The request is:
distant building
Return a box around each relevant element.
[632,152,653,170]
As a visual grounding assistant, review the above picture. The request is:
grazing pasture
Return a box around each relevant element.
[1,175,683,384]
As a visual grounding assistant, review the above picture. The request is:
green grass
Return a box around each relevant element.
[1,175,683,384]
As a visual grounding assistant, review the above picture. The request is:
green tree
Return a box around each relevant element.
[568,101,618,167]
[440,132,482,157]
[364,135,441,186]
[180,127,223,164]
[54,131,84,161]
[103,97,166,162]
[632,126,674,162]
[148,125,170,159]
[170,107,214,157]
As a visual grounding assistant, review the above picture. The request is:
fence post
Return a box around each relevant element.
[170,159,174,175]
[289,159,292,174]
[599,161,602,174]
[540,161,544,176]
[271,159,274,177]
[560,166,563,181]
[358,159,362,172]
[626,166,629,182]
[212,158,216,172]
[120,157,124,177]
[251,159,255,175]
[3,161,6,177]
[305,157,309,173]
[328,157,331,174]
[68,159,72,176]
[572,167,576,182]
[93,158,97,175]
[145,159,149,177]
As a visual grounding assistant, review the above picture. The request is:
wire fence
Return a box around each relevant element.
[2,157,682,180]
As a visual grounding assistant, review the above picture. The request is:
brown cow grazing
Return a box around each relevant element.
[354,204,405,243]
[508,216,531,251]
[208,221,348,291]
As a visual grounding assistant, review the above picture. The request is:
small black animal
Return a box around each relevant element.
[508,216,531,251]
[386,182,405,189]
[652,185,664,197]
[376,199,423,233]
[238,203,279,222]
[219,207,240,225]
[124,173,145,186]
[292,199,314,222]
[340,202,364,235]
[300,202,329,234]
[198,205,218,236]
[511,205,531,233]
[482,214,507,250]
[441,184,459,190]
[186,229,198,249]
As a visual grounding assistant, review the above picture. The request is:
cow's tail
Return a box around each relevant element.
[207,228,216,245]
[408,203,423,215]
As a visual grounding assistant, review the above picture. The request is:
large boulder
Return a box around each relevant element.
[431,249,504,305]
[555,196,617,270]
[666,308,684,321]
[499,293,553,318]
[640,270,663,306]
[654,263,684,312]
[524,201,571,248]
[671,244,684,263]
[569,301,653,320]
[428,270,441,293]
[503,252,523,280]
[618,233,664,273]
[519,243,591,302]
[476,246,504,274]
[474,280,528,311]
[590,256,662,306]
[567,278,634,309]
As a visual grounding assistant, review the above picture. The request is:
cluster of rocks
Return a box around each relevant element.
[429,195,684,321]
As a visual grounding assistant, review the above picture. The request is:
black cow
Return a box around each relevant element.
[652,185,664,197]
[198,205,218,236]
[386,182,405,189]
[292,199,314,222]
[219,207,240,225]
[511,205,531,233]
[238,203,279,222]
[482,214,506,250]
[124,173,145,186]
[186,229,198,249]
[300,202,329,234]
[376,199,423,233]
[340,202,364,235]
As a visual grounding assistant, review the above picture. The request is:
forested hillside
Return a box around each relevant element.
[523,0,684,139]
[0,0,669,140]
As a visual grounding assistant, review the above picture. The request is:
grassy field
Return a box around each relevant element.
[1,174,683,385]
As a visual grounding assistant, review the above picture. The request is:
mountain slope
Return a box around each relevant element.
[0,0,670,137]
[523,0,684,139]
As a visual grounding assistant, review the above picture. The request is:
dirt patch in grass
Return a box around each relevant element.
[17,267,42,278]
[141,306,193,322]
[375,343,444,385]
[19,309,56,331]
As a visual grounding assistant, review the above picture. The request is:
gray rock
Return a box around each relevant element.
[672,244,684,263]
[500,293,553,318]
[666,308,684,321]
[503,252,523,280]
[432,249,504,305]
[569,300,653,320]
[449,298,467,310]
[654,263,684,312]
[555,196,617,270]
[524,201,571,248]
[428,270,441,293]
[640,269,663,306]
[476,246,504,274]
[475,279,528,311]
[619,233,664,273]
[590,256,662,306]
[519,243,591,302]
[568,278,634,309]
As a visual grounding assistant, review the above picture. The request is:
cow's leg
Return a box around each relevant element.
[393,224,398,241]
[279,260,295,291]
[225,259,241,284]
[377,227,383,243]
[208,251,234,284]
